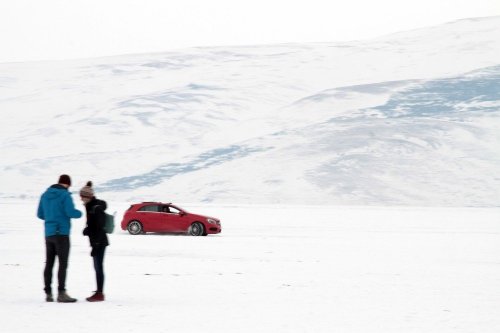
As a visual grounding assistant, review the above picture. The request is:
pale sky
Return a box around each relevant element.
[0,0,499,63]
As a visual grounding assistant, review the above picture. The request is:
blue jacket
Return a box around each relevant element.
[37,184,82,237]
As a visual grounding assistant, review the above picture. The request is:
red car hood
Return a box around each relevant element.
[189,213,220,222]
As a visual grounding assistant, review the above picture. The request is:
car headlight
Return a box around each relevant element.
[207,218,218,224]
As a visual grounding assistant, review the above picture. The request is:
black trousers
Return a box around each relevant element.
[92,246,106,292]
[44,235,70,293]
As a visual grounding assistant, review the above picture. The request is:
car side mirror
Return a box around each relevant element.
[179,211,186,216]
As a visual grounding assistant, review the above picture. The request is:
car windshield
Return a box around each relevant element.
[168,205,182,214]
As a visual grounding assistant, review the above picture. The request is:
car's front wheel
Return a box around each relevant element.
[127,220,143,235]
[188,222,205,236]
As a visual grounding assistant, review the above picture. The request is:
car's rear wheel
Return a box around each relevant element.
[189,222,205,236]
[127,220,143,235]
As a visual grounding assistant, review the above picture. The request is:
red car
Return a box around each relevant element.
[121,202,221,236]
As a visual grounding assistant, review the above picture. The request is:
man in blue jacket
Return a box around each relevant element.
[37,174,82,302]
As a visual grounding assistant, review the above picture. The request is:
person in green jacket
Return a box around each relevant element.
[37,174,82,303]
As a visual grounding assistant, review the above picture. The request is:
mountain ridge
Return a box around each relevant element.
[1,17,499,206]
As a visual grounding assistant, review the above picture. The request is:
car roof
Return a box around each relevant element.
[138,202,172,205]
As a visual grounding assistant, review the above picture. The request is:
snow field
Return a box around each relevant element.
[1,201,499,332]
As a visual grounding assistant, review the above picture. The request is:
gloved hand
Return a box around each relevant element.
[82,227,89,236]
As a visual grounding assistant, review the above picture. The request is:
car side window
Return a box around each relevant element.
[161,206,170,213]
[138,205,160,212]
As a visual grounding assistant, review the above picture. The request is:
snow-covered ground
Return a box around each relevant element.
[2,201,499,332]
[1,16,500,206]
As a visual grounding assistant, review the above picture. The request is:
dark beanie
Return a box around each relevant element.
[58,174,72,186]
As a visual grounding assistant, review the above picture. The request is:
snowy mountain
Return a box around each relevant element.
[1,16,499,206]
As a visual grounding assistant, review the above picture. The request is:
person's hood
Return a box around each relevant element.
[85,197,107,211]
[43,184,69,200]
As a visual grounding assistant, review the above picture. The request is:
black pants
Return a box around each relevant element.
[92,246,106,292]
[44,235,70,293]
